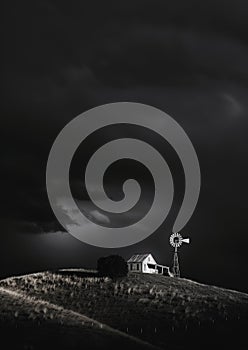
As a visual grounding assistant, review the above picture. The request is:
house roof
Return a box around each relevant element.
[127,254,151,263]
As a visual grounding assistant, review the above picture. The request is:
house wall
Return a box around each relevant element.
[128,262,141,272]
[142,261,157,274]
[141,254,158,274]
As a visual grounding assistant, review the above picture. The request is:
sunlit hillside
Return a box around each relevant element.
[1,270,247,349]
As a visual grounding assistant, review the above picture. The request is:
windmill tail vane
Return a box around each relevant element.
[169,232,190,278]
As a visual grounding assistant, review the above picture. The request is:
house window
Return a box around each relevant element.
[147,264,156,269]
[130,264,133,270]
[137,264,140,270]
[144,264,146,270]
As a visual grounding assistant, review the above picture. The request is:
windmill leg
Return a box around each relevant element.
[173,251,180,278]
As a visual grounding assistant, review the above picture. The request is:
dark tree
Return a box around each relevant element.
[97,255,128,279]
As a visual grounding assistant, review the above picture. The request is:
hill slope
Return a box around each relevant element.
[0,270,248,349]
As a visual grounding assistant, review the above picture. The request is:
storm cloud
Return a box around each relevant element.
[2,0,248,291]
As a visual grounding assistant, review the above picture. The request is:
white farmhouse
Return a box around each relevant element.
[127,253,173,276]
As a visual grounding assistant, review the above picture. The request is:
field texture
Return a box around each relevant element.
[0,270,248,349]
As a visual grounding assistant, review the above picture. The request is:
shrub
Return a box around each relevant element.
[97,255,128,279]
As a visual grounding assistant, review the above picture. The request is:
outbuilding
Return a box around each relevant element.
[127,253,172,276]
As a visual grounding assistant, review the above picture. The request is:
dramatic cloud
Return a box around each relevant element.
[2,0,248,291]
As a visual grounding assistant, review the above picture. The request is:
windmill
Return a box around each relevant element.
[169,232,190,278]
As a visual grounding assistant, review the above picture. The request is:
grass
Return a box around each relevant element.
[1,270,248,349]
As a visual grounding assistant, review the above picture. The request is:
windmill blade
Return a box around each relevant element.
[182,238,190,244]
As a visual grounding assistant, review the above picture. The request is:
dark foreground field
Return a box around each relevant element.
[0,270,248,350]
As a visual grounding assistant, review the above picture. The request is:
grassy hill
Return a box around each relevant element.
[0,270,248,349]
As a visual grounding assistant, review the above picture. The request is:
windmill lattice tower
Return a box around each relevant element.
[169,233,190,278]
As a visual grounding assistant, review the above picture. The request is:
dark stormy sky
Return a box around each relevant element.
[2,0,248,292]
